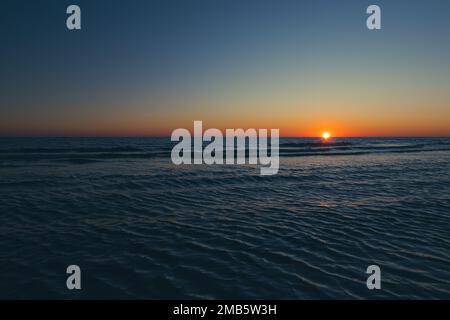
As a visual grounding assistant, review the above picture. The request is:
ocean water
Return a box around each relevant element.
[0,137,450,299]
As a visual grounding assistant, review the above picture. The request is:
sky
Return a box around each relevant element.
[1,0,450,137]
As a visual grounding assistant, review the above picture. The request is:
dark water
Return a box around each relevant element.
[1,137,450,299]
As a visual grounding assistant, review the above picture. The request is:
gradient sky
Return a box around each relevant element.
[1,0,450,136]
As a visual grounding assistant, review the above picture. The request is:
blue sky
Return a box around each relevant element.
[1,0,450,136]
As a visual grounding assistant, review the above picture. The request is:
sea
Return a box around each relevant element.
[0,137,449,299]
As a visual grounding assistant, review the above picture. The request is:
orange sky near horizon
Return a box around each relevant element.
[3,110,449,137]
[2,1,450,138]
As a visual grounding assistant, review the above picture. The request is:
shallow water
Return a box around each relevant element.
[0,137,450,299]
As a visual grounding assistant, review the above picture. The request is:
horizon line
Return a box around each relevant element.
[1,135,450,139]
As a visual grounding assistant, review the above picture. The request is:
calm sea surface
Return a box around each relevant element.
[1,137,450,299]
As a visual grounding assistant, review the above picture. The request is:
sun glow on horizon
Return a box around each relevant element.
[322,131,331,140]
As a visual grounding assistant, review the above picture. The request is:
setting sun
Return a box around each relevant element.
[322,132,331,140]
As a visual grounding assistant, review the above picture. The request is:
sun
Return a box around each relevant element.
[322,132,331,140]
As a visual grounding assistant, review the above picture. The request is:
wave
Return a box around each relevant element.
[0,146,147,154]
[1,138,450,165]
[281,148,450,157]
[1,137,450,299]
[280,141,353,148]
